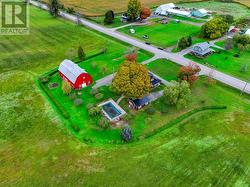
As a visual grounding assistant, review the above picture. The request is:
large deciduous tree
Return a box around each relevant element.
[127,0,141,21]
[49,0,60,17]
[163,81,191,107]
[104,10,115,24]
[178,63,201,85]
[200,18,229,39]
[140,7,151,20]
[111,52,150,98]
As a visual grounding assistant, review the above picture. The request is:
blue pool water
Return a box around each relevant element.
[102,102,122,119]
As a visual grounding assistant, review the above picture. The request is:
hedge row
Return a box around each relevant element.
[38,80,70,119]
[136,105,227,140]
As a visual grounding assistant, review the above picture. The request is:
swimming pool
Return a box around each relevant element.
[98,99,126,121]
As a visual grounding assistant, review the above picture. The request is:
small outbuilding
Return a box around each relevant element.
[191,42,213,58]
[129,96,150,110]
[191,9,208,18]
[58,59,93,89]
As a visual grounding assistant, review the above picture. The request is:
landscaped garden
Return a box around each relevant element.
[1,3,250,186]
[118,21,201,48]
[184,41,250,82]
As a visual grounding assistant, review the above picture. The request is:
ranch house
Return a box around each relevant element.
[191,42,213,58]
[58,59,93,89]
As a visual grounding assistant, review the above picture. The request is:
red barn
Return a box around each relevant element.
[58,59,93,89]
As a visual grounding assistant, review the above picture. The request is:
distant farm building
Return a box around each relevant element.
[191,42,213,58]
[58,59,93,89]
[191,9,208,18]
[155,3,176,15]
[129,96,150,110]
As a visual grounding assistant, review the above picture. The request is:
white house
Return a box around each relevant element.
[155,3,176,15]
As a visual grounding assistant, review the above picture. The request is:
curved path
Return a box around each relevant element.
[30,1,250,94]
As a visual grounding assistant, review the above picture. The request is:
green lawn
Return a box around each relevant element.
[146,59,180,81]
[170,15,205,23]
[1,5,250,187]
[184,43,250,82]
[179,1,250,19]
[118,21,201,48]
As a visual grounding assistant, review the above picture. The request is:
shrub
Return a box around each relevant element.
[87,103,94,110]
[99,117,110,129]
[88,107,101,116]
[95,93,104,100]
[240,64,248,73]
[91,88,99,95]
[72,124,80,132]
[121,126,133,142]
[66,7,75,14]
[74,98,83,106]
[39,76,50,84]
[145,106,156,115]
[62,80,72,95]
[104,10,115,24]
[69,92,77,100]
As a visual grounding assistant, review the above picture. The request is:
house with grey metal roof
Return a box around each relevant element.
[191,42,213,58]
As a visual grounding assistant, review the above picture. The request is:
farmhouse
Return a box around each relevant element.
[191,9,208,18]
[191,42,213,58]
[155,3,176,15]
[58,59,93,89]
[129,96,150,110]
[149,72,161,88]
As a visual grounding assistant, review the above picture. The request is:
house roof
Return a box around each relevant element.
[192,42,212,55]
[58,59,86,84]
[131,96,150,107]
[167,8,191,17]
[149,72,161,86]
[198,8,208,14]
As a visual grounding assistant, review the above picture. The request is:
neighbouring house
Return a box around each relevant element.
[121,13,130,22]
[228,26,240,33]
[129,96,150,110]
[191,9,208,18]
[154,3,176,16]
[149,72,161,88]
[58,59,93,89]
[191,42,213,58]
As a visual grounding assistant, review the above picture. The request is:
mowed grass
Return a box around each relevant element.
[184,42,250,82]
[146,59,180,81]
[119,21,200,48]
[179,1,250,19]
[0,4,250,187]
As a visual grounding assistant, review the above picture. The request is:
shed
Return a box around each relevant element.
[155,3,176,15]
[191,42,213,58]
[129,96,150,110]
[192,9,208,18]
[58,59,93,89]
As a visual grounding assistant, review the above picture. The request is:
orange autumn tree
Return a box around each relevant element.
[177,63,201,85]
[140,7,151,20]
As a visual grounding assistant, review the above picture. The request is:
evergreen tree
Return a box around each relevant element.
[78,46,85,61]
[49,0,60,17]
[104,10,115,24]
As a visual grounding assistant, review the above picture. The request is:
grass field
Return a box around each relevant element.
[119,21,200,48]
[184,42,250,82]
[1,4,250,186]
[180,1,250,19]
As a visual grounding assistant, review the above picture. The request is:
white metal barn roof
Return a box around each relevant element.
[245,29,250,36]
[58,59,86,84]
[198,9,208,14]
[167,9,191,17]
[155,3,176,14]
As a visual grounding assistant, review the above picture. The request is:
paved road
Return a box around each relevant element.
[30,1,250,94]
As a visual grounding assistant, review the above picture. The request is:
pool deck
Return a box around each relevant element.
[98,99,126,122]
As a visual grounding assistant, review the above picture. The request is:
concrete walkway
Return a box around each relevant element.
[30,1,250,94]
